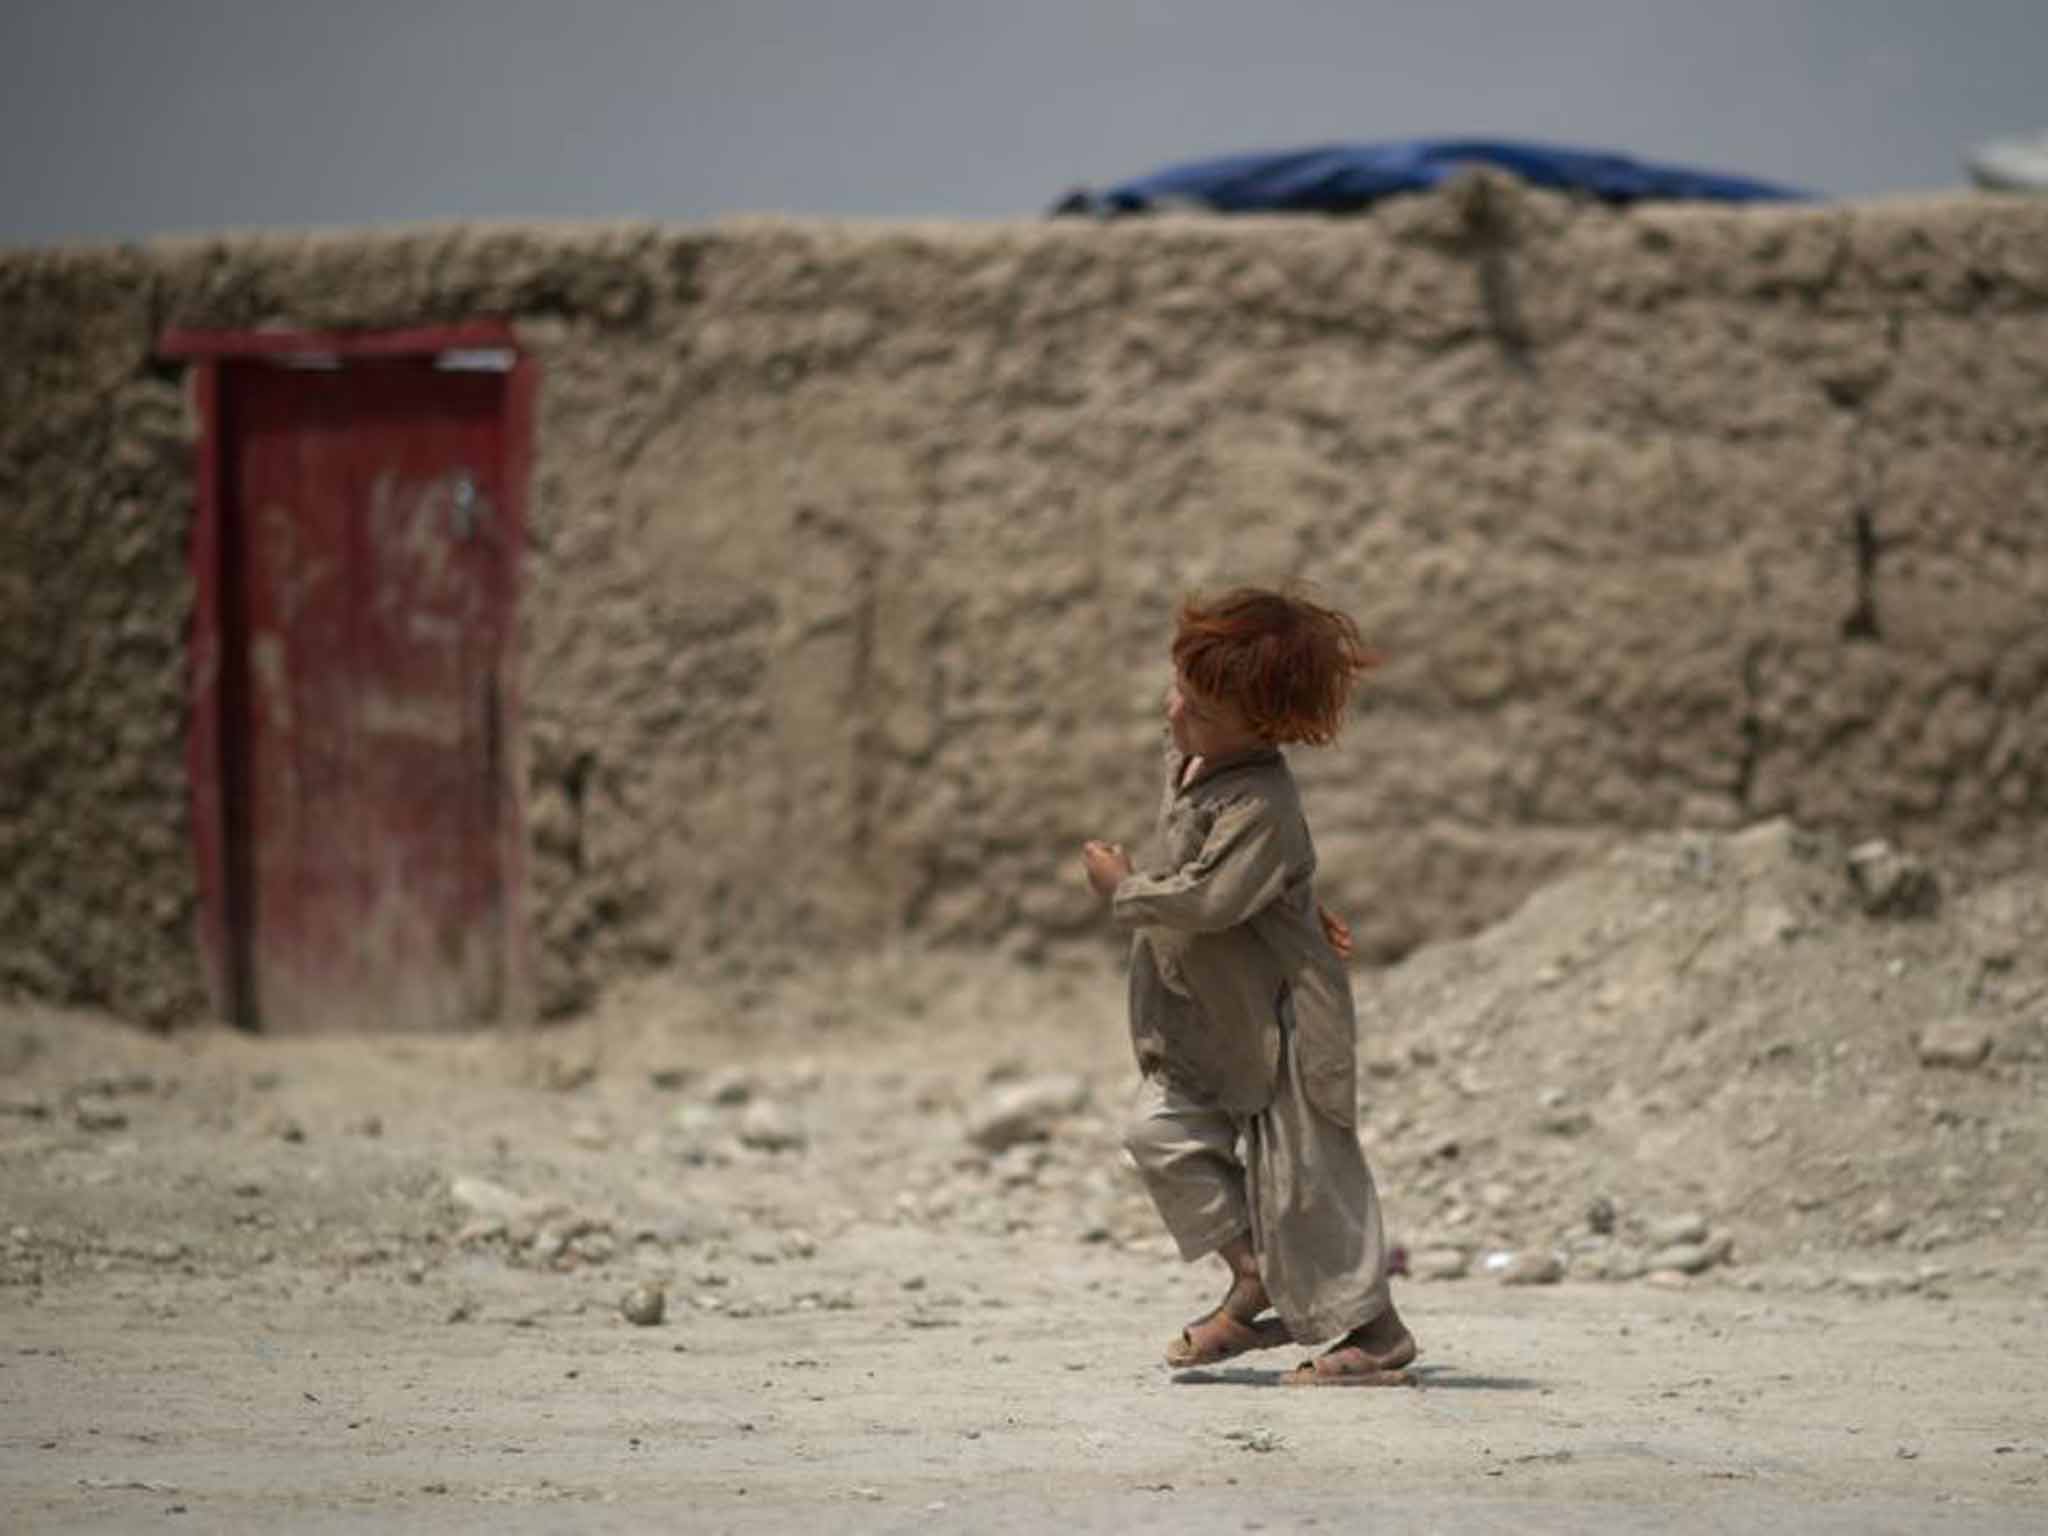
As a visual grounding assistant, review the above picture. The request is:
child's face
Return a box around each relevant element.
[1166,671,1262,758]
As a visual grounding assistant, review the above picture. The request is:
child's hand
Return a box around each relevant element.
[1318,902,1355,960]
[1081,839,1134,898]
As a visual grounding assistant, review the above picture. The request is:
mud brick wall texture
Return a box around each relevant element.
[3,183,2046,1025]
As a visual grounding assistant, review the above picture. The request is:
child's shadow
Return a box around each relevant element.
[1170,1363,1541,1391]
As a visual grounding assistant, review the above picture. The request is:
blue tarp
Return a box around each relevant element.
[1053,139,1811,216]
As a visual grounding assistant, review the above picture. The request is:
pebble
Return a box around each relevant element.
[737,1102,806,1152]
[73,1099,128,1132]
[1648,1243,1716,1275]
[1846,839,1940,918]
[1646,1213,1709,1247]
[991,1144,1043,1187]
[1597,1249,1648,1283]
[963,1075,1090,1152]
[1917,1017,1993,1070]
[1411,1247,1471,1281]
[702,1068,755,1106]
[1498,1251,1564,1286]
[621,1282,666,1326]
[449,1175,552,1224]
[1859,1198,1909,1244]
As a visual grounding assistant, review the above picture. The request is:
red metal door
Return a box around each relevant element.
[220,355,520,1031]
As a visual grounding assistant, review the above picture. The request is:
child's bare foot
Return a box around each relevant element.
[1218,1267,1271,1324]
[1284,1302,1418,1387]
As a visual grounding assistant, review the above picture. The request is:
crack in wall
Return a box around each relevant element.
[1735,640,1768,814]
[1451,172,1533,365]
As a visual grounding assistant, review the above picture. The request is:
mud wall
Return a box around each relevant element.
[4,186,2046,1023]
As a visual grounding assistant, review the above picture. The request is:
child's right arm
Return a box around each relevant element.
[1106,797,1296,934]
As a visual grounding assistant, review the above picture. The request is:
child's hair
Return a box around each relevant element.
[1171,586,1377,746]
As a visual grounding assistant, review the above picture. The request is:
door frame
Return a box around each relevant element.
[158,322,535,1029]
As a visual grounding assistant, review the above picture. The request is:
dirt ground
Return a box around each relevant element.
[4,824,2046,1532]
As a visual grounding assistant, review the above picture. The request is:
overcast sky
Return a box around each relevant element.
[3,1,2041,247]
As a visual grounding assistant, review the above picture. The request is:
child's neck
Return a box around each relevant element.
[1181,735,1274,786]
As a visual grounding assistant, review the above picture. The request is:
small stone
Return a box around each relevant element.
[1411,1247,1471,1281]
[1498,1251,1564,1286]
[1647,1242,1716,1275]
[778,1230,817,1260]
[1917,1017,1992,1070]
[963,1074,1090,1152]
[702,1068,754,1106]
[1225,1428,1285,1453]
[1597,1248,1648,1282]
[1858,1199,1909,1244]
[449,1175,550,1223]
[1743,902,1803,945]
[1646,1213,1709,1247]
[538,1055,597,1093]
[568,1119,613,1151]
[621,1282,666,1326]
[73,1099,128,1132]
[991,1144,1043,1187]
[1644,1269,1694,1290]
[1586,1196,1617,1235]
[1846,840,1940,918]
[737,1102,805,1152]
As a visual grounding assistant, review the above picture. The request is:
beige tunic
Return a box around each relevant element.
[1112,737,1390,1342]
[1111,740,1358,1128]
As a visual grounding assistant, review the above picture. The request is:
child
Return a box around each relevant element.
[1081,586,1415,1385]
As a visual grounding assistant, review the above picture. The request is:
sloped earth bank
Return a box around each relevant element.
[2,822,2045,1531]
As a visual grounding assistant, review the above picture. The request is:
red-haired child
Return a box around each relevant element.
[1081,587,1416,1384]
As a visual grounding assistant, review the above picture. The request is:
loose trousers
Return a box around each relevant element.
[1123,1028,1390,1345]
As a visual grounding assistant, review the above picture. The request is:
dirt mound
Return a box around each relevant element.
[2,821,2042,1307]
[1356,819,2048,1282]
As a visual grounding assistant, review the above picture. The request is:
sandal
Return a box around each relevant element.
[1282,1328,1418,1387]
[1165,1308,1292,1368]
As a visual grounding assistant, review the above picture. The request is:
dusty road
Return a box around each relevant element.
[6,1238,2046,1533]
[3,928,2046,1532]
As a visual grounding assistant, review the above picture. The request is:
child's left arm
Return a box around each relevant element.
[1103,797,1295,933]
